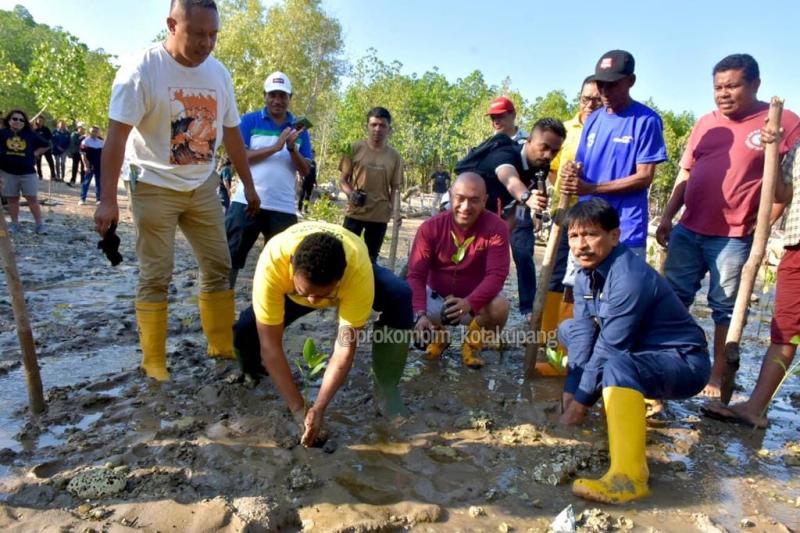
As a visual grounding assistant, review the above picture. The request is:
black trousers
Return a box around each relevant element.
[70,154,85,182]
[343,217,388,262]
[36,150,55,179]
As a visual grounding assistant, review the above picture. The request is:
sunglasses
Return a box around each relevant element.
[9,117,24,122]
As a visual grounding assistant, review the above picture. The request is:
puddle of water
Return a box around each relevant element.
[0,344,139,452]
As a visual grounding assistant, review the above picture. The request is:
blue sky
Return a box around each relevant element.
[3,0,798,117]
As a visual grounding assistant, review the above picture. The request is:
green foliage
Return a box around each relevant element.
[26,35,88,122]
[450,231,475,264]
[545,346,567,372]
[296,338,329,402]
[1,6,117,127]
[645,100,695,215]
[304,194,343,225]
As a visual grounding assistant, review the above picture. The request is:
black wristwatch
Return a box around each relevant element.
[519,190,532,203]
[414,311,427,323]
[287,145,295,153]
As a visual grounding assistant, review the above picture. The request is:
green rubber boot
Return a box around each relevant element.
[371,327,410,417]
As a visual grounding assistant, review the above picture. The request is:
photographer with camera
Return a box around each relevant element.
[407,173,511,369]
[225,71,312,288]
[339,107,403,262]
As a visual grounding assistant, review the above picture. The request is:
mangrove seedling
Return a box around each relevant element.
[545,346,568,373]
[296,338,329,402]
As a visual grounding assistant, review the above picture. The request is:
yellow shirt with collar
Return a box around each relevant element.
[252,221,374,327]
[549,113,584,212]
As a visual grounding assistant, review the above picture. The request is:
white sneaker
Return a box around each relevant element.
[78,199,86,205]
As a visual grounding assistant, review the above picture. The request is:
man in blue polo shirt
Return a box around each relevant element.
[226,71,312,288]
[561,50,667,255]
[557,199,709,503]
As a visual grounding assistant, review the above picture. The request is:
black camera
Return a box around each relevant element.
[349,189,367,207]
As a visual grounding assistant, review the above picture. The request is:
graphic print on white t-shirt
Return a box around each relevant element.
[169,87,218,165]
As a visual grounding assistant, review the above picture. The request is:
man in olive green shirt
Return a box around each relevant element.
[339,106,403,261]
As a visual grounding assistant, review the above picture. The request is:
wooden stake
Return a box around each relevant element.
[720,97,784,404]
[524,189,574,379]
[0,203,45,414]
[387,190,402,272]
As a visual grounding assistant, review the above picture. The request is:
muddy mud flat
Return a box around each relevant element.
[1,186,799,532]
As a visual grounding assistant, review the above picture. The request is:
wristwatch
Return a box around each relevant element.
[414,311,427,323]
[519,190,531,203]
[287,144,296,153]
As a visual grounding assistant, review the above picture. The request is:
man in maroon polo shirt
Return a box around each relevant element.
[408,172,512,369]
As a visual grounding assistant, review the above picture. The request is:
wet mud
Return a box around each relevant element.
[0,184,798,532]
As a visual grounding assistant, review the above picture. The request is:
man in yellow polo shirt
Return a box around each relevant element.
[541,76,602,342]
[233,221,413,446]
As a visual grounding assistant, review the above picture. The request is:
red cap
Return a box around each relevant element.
[487,96,516,115]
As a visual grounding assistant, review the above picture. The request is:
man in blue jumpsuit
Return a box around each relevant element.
[558,198,709,503]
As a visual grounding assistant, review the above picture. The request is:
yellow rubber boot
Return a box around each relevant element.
[540,291,564,340]
[573,387,650,503]
[135,301,170,381]
[461,318,484,369]
[198,289,235,359]
[425,328,449,360]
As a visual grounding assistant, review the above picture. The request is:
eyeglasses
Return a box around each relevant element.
[580,96,602,106]
[9,117,24,123]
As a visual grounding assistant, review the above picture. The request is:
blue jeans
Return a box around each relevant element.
[663,224,752,326]
[234,263,413,376]
[511,221,535,314]
[81,167,101,201]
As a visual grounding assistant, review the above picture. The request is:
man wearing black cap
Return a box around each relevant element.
[561,50,667,258]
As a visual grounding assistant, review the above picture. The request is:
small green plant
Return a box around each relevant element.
[295,338,329,403]
[51,302,71,322]
[450,231,475,264]
[545,346,567,372]
[305,194,343,224]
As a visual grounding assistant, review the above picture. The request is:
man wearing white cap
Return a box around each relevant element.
[226,70,313,288]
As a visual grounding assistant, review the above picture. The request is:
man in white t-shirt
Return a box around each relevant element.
[226,71,312,288]
[94,0,260,381]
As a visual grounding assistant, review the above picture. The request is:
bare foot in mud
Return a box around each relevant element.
[700,378,722,399]
[701,401,768,429]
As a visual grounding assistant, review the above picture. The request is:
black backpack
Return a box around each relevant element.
[455,133,516,180]
[455,133,518,215]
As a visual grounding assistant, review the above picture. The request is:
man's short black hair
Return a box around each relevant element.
[170,0,217,13]
[532,117,567,139]
[292,232,347,286]
[563,198,620,231]
[713,54,759,82]
[367,106,392,126]
[582,75,595,88]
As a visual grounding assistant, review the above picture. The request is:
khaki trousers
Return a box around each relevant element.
[129,174,231,303]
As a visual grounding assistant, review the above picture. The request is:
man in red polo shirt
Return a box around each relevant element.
[408,172,512,369]
[657,53,800,398]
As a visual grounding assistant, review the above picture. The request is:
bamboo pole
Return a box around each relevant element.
[524,186,574,379]
[720,97,783,405]
[0,202,45,414]
[387,190,401,272]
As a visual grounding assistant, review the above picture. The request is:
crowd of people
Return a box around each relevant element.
[2,0,799,507]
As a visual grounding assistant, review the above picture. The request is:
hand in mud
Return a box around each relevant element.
[292,408,306,437]
[444,296,471,323]
[94,201,119,237]
[301,406,324,447]
[559,399,588,426]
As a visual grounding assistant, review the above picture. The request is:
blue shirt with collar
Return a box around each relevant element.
[570,243,707,406]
